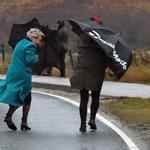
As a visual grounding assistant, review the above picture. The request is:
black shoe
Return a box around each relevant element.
[21,119,31,131]
[4,117,17,131]
[21,124,31,131]
[88,119,97,130]
[79,124,86,133]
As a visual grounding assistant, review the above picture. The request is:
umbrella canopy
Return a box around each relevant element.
[8,18,64,75]
[8,18,42,48]
[69,19,132,78]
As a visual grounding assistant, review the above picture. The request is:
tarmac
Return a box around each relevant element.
[0,75,150,98]
[0,75,150,150]
[32,75,150,98]
[0,93,130,150]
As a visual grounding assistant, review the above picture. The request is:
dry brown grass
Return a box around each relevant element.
[105,50,150,83]
[51,65,73,77]
[0,50,149,84]
[0,52,11,74]
[0,62,9,74]
[120,64,150,83]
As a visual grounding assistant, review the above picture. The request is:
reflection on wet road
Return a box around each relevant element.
[0,93,129,150]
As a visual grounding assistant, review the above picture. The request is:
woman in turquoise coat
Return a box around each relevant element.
[0,28,45,131]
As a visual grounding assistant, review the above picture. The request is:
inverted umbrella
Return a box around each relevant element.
[68,19,132,78]
[8,18,42,48]
[8,18,64,75]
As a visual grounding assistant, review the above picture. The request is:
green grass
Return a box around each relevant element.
[101,98,150,125]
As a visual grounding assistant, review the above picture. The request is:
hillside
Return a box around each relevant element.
[0,0,149,20]
[0,0,150,48]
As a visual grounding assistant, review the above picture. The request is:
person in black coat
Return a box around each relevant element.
[70,16,107,132]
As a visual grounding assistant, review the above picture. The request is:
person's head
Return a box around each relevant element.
[90,16,103,25]
[57,20,65,29]
[26,28,45,47]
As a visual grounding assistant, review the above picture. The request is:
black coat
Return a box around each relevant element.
[70,34,106,90]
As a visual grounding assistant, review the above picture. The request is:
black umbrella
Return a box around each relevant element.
[8,18,42,48]
[68,19,132,78]
[8,18,64,75]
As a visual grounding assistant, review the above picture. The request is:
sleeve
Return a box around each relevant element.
[25,44,39,65]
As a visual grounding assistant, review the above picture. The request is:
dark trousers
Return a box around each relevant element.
[79,89,100,124]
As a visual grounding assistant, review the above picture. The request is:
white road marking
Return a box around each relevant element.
[32,91,139,150]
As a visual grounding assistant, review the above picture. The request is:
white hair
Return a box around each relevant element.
[26,28,45,39]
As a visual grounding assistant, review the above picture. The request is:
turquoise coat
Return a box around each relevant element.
[0,38,39,106]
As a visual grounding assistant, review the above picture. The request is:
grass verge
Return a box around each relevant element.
[101,98,150,148]
[101,98,150,125]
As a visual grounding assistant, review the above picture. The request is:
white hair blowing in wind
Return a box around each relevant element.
[26,28,45,39]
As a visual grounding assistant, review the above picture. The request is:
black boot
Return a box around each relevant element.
[89,90,100,130]
[88,118,97,130]
[79,123,86,132]
[21,102,31,131]
[4,113,17,130]
[79,108,87,133]
[21,118,31,131]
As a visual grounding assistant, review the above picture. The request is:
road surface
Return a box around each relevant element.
[0,92,131,150]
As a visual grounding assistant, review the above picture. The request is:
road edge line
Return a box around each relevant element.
[32,90,139,150]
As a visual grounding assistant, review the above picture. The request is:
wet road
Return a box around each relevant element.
[0,92,130,150]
